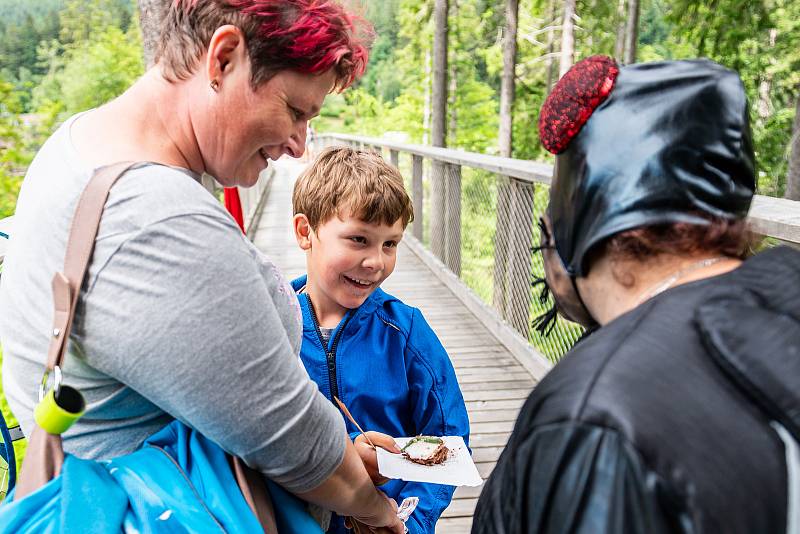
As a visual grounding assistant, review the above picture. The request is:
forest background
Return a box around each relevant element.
[2,0,800,221]
[0,0,800,222]
[1,0,800,221]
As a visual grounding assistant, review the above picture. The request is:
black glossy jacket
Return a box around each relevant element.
[473,247,800,534]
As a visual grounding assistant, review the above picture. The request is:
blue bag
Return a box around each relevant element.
[0,421,265,533]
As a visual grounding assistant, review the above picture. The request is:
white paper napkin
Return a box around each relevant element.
[377,436,483,487]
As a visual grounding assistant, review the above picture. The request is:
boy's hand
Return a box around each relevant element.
[355,432,401,486]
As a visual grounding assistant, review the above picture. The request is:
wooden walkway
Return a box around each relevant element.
[252,159,538,533]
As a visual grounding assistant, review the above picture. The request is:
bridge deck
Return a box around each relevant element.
[253,159,538,533]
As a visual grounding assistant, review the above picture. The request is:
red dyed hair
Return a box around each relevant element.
[599,216,755,268]
[157,0,372,91]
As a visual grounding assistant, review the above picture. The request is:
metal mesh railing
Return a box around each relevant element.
[444,166,583,362]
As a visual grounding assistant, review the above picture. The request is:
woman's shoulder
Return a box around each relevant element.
[109,164,230,227]
[23,116,232,235]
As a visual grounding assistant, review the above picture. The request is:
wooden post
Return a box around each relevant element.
[412,155,424,240]
[504,179,535,335]
[390,149,399,169]
[444,163,462,275]
[430,161,446,260]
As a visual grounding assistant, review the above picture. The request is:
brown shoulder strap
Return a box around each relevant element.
[45,161,137,372]
[17,161,137,501]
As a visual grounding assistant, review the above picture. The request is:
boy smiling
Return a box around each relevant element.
[291,147,469,534]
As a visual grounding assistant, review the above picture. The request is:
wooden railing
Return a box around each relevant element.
[197,169,274,238]
[317,132,800,367]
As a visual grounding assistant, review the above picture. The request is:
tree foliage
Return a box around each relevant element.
[0,0,798,219]
[316,0,799,196]
[0,80,27,218]
[0,0,143,218]
[666,0,800,195]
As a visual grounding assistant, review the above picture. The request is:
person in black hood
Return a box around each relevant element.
[472,55,800,534]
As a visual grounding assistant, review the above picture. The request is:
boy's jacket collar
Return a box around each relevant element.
[290,274,400,325]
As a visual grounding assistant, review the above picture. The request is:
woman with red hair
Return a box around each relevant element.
[0,1,402,532]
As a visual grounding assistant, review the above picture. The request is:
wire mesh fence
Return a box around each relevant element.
[446,166,583,362]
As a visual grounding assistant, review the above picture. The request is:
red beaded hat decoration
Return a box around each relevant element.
[538,55,619,155]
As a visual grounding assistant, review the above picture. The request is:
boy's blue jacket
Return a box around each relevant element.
[291,275,470,534]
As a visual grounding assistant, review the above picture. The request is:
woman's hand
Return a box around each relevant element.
[297,435,404,534]
[355,432,401,486]
[347,519,406,534]
[345,492,406,534]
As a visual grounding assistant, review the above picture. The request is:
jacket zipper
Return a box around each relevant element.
[306,295,352,402]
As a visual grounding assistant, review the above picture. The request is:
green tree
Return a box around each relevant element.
[667,0,800,196]
[0,1,64,111]
[58,26,144,114]
[0,78,28,218]
[0,0,144,220]
[33,0,144,121]
[59,0,133,45]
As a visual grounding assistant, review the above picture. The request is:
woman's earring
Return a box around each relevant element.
[210,79,220,92]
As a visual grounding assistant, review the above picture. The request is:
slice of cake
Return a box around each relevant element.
[401,436,449,465]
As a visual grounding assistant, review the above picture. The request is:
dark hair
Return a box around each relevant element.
[601,216,755,265]
[157,0,372,90]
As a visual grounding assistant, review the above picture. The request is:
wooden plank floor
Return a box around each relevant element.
[253,159,537,533]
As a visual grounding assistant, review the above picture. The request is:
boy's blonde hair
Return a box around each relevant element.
[293,146,414,230]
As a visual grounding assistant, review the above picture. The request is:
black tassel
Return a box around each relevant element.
[531,304,558,336]
[531,275,549,305]
[531,216,558,337]
[531,274,558,336]
[574,324,599,345]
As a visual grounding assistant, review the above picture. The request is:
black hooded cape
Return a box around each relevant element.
[472,246,800,534]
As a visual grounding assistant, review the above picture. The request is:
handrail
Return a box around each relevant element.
[321,132,800,245]
[325,133,554,184]
[239,166,274,238]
